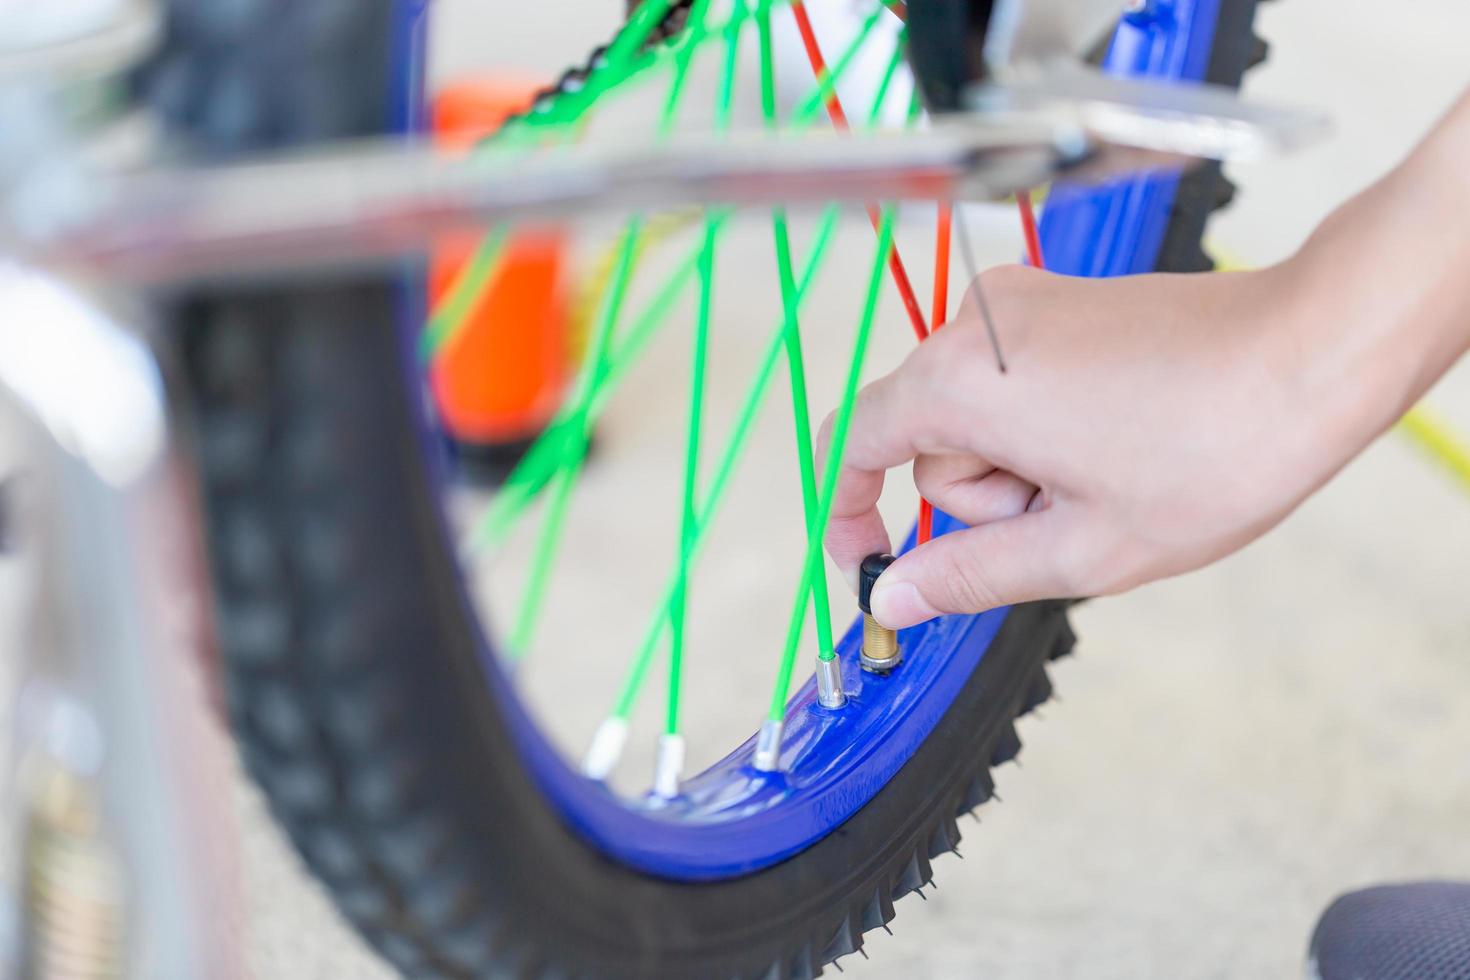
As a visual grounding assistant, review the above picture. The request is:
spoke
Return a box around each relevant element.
[789,2,929,342]
[868,26,908,127]
[667,217,716,738]
[666,0,725,744]
[757,0,836,665]
[525,0,680,130]
[467,242,705,552]
[418,227,509,360]
[587,7,908,776]
[917,201,953,545]
[505,0,723,658]
[766,205,897,726]
[1017,189,1045,269]
[424,0,728,356]
[657,0,717,137]
[788,4,890,126]
[477,5,889,555]
[507,5,720,659]
[603,204,843,730]
[508,218,644,658]
[932,205,953,329]
[469,0,721,566]
[771,211,836,659]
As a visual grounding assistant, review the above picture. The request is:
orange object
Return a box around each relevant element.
[428,76,570,445]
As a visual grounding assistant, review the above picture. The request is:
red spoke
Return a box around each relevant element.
[931,205,953,324]
[918,194,1042,546]
[1017,189,1045,270]
[790,1,929,342]
[917,202,953,545]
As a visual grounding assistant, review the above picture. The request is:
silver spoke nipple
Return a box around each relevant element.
[752,719,785,772]
[653,733,685,799]
[858,553,902,673]
[816,655,846,708]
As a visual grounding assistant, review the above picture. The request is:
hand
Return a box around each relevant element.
[820,262,1334,628]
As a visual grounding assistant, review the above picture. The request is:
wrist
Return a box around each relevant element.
[1266,157,1470,477]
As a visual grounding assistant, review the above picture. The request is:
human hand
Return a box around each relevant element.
[820,261,1356,628]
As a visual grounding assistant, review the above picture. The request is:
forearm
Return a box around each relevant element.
[1278,88,1470,456]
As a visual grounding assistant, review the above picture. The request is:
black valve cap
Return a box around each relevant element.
[858,553,896,615]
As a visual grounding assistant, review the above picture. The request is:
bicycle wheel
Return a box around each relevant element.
[149,0,1268,975]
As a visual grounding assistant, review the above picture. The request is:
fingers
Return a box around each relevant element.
[818,412,892,590]
[820,271,1045,592]
[820,339,980,588]
[868,508,1081,628]
[912,455,1038,527]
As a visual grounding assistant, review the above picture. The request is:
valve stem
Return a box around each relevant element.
[858,553,902,673]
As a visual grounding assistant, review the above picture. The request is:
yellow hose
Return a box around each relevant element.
[1398,402,1470,494]
[569,209,700,359]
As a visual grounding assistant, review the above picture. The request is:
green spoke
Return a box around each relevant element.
[418,227,509,360]
[509,218,644,658]
[868,28,907,128]
[714,0,746,130]
[472,4,883,553]
[426,0,718,353]
[789,4,888,126]
[756,0,780,121]
[757,29,915,713]
[454,0,912,719]
[771,212,836,659]
[667,218,716,734]
[666,0,737,738]
[468,6,729,555]
[523,0,679,130]
[597,3,905,730]
[657,0,715,136]
[468,230,705,552]
[768,205,896,718]
[504,0,722,660]
[903,73,924,126]
[759,0,835,664]
[612,204,842,720]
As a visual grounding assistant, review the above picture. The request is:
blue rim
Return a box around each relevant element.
[416,0,1221,882]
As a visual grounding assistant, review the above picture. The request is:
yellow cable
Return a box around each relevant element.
[1398,403,1470,494]
[569,209,700,358]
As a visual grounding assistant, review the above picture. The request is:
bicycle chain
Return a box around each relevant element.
[509,0,697,128]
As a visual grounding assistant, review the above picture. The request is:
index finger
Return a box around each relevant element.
[820,338,984,584]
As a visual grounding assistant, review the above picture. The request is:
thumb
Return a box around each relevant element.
[869,510,1080,628]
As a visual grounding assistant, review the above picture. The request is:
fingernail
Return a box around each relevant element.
[871,580,940,630]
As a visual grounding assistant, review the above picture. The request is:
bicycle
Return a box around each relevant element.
[0,0,1322,975]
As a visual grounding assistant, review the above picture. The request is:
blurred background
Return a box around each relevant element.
[5,0,1469,977]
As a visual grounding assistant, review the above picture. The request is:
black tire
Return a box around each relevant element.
[155,2,1264,976]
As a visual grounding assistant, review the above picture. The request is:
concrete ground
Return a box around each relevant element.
[225,1,1470,977]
